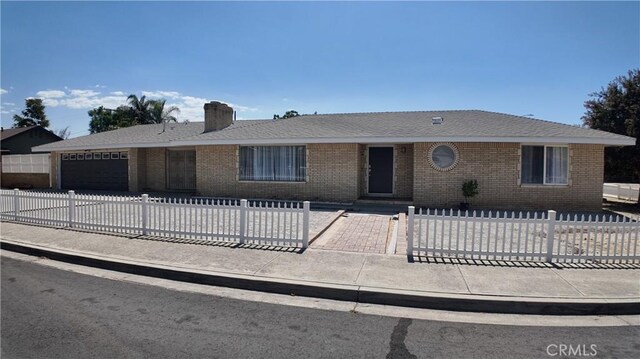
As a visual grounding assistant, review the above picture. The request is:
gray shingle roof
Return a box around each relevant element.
[180,110,633,142]
[33,110,635,152]
[33,120,261,151]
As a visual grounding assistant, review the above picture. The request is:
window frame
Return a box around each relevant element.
[237,145,308,183]
[520,144,570,186]
[428,143,459,172]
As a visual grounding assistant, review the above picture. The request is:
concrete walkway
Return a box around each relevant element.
[311,213,392,254]
[1,221,639,315]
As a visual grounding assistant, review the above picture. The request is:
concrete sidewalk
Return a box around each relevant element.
[1,221,639,315]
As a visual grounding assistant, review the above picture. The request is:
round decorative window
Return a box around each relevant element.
[429,143,459,171]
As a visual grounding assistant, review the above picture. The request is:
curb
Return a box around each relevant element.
[2,240,639,316]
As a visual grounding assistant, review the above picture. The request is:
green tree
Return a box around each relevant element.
[12,98,50,128]
[149,99,180,124]
[273,110,300,119]
[88,94,181,133]
[127,94,154,124]
[88,106,135,134]
[582,69,639,186]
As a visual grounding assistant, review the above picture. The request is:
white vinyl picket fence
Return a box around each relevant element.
[407,207,640,263]
[0,189,310,248]
[603,183,639,202]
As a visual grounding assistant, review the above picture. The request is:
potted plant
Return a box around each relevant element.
[460,180,479,211]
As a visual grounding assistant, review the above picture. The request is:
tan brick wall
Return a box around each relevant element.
[413,142,604,211]
[127,148,149,192]
[395,144,414,198]
[128,148,139,192]
[50,151,60,189]
[137,148,147,191]
[357,144,367,197]
[196,144,359,202]
[144,147,166,191]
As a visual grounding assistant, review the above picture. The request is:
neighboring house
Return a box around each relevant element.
[0,126,63,154]
[33,102,635,211]
[1,126,62,189]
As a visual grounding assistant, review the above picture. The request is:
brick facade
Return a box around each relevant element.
[196,144,359,202]
[50,151,59,189]
[48,142,605,211]
[144,148,166,191]
[394,144,414,198]
[413,142,604,211]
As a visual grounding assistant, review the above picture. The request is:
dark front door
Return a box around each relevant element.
[368,147,393,194]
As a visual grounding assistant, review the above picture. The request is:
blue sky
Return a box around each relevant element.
[1,1,638,138]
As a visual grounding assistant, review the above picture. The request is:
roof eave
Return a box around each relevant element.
[32,141,173,152]
[171,135,636,147]
[32,135,635,152]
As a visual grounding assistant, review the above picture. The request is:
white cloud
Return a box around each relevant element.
[36,90,66,98]
[69,89,100,97]
[0,88,7,95]
[31,88,257,122]
[3,102,15,106]
[33,88,128,109]
[142,90,181,99]
[61,95,128,109]
[42,98,60,107]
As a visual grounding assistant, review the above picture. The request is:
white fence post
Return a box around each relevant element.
[546,210,557,263]
[239,199,247,244]
[13,188,19,221]
[302,201,310,249]
[141,194,149,235]
[68,190,76,228]
[407,206,415,259]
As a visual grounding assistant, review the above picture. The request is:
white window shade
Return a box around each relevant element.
[239,146,306,182]
[545,146,568,184]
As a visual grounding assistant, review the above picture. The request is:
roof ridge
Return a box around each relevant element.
[298,109,480,117]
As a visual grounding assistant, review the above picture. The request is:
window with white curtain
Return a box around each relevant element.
[521,145,568,185]
[239,146,306,182]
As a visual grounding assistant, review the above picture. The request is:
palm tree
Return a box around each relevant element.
[127,94,154,124]
[150,99,180,124]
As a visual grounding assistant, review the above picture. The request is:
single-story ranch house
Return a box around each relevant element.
[33,102,635,211]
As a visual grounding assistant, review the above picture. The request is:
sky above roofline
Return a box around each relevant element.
[1,1,638,139]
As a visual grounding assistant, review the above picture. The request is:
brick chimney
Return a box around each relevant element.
[204,101,234,132]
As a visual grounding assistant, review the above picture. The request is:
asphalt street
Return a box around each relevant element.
[1,256,639,359]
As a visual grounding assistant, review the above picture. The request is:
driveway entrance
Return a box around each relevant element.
[312,212,393,254]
